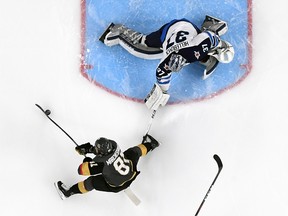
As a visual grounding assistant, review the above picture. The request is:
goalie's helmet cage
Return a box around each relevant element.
[94,137,114,155]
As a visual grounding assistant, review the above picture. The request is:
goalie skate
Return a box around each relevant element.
[99,23,120,46]
[200,56,219,80]
[100,23,145,46]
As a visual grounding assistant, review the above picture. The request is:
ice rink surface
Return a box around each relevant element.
[82,0,250,103]
[1,0,288,216]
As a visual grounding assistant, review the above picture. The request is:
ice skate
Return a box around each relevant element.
[99,23,119,46]
[200,56,219,80]
[99,23,144,47]
[54,181,71,200]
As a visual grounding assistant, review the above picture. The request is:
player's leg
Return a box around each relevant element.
[55,175,113,199]
[145,24,166,48]
[54,180,87,199]
[99,23,163,59]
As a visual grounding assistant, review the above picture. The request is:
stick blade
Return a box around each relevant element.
[124,187,141,206]
[35,104,51,117]
[213,154,223,170]
[35,103,45,112]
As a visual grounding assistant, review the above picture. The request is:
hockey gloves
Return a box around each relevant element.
[75,143,94,155]
[142,134,160,151]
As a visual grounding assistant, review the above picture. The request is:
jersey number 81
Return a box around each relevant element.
[113,153,130,175]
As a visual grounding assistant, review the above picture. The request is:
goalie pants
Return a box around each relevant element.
[145,18,199,48]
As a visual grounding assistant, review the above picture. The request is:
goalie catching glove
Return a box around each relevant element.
[144,83,170,110]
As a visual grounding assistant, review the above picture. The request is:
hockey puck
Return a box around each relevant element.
[45,110,51,115]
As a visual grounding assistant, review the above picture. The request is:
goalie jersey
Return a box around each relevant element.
[155,19,220,91]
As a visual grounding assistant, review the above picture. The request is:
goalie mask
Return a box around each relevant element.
[94,137,115,155]
[209,40,234,63]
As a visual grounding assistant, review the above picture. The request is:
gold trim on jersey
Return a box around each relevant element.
[79,162,91,176]
[107,160,137,187]
[137,144,147,156]
[78,181,89,193]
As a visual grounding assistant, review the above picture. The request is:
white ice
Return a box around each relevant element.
[1,0,288,216]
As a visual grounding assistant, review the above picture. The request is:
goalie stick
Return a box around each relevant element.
[195,154,223,216]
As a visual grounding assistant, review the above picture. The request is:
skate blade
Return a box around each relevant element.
[54,182,66,200]
[99,23,115,43]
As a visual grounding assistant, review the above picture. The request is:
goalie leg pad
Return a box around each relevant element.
[144,84,170,110]
[100,23,163,59]
[201,15,228,36]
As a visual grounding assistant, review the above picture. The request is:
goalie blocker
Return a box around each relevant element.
[144,83,170,110]
[200,15,234,79]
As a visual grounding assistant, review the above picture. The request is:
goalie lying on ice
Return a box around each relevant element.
[99,15,234,107]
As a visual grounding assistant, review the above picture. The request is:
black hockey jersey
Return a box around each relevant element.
[93,141,136,187]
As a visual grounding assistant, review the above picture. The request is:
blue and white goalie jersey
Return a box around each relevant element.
[155,19,220,91]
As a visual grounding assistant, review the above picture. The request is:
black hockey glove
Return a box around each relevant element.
[83,157,93,163]
[142,134,160,150]
[75,143,94,155]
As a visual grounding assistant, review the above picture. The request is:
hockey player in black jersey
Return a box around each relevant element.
[100,16,234,110]
[55,134,159,199]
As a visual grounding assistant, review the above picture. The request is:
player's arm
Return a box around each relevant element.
[156,57,173,93]
[75,143,95,155]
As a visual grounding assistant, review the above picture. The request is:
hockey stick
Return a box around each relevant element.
[35,104,79,147]
[195,154,223,216]
[124,187,141,206]
[144,109,157,135]
[36,104,139,205]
